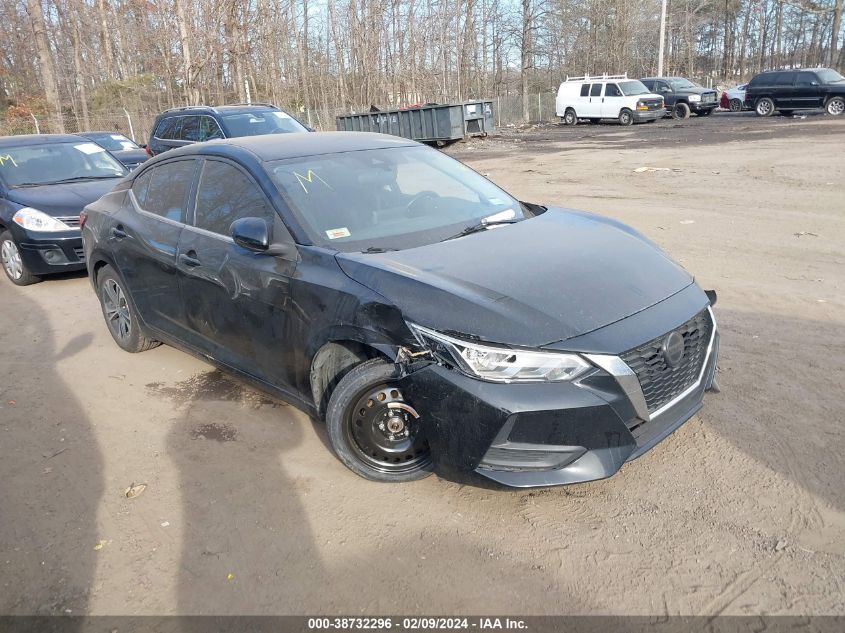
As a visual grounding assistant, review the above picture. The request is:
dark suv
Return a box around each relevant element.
[146,104,310,156]
[744,68,845,117]
[640,77,718,119]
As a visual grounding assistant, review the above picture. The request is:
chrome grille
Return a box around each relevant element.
[55,215,81,228]
[701,92,717,103]
[620,309,713,414]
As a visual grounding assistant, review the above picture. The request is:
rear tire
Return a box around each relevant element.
[563,108,577,126]
[1,231,40,286]
[755,97,775,117]
[618,109,633,126]
[672,102,691,119]
[826,97,844,116]
[729,98,743,112]
[96,265,160,353]
[326,358,433,483]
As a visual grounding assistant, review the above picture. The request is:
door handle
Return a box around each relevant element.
[178,253,201,267]
[111,226,128,239]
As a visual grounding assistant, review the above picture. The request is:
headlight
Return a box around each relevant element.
[13,207,72,232]
[688,95,701,102]
[409,324,592,383]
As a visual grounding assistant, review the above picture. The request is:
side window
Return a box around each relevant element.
[656,81,670,93]
[180,116,202,142]
[156,117,181,140]
[590,83,602,97]
[194,160,274,236]
[139,160,196,222]
[580,83,590,97]
[199,116,224,141]
[774,72,795,86]
[132,169,153,208]
[605,83,622,97]
[796,72,818,86]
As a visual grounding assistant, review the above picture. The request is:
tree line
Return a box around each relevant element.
[1,0,843,132]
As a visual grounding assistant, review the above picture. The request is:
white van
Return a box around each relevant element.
[555,74,666,126]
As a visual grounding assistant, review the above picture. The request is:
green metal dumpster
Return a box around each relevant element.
[335,101,494,143]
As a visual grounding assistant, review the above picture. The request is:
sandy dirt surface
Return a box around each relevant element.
[1,111,843,616]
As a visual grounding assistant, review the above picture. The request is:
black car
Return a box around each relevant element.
[82,132,719,488]
[744,68,845,117]
[147,103,311,156]
[0,134,128,285]
[78,131,149,170]
[640,77,718,119]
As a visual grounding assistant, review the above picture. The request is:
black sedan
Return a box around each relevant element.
[78,131,149,169]
[82,132,719,487]
[0,134,128,285]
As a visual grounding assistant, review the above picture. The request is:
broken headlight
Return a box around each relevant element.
[409,324,591,383]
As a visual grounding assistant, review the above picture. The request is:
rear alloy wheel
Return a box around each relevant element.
[618,109,633,126]
[672,102,691,119]
[755,97,775,117]
[1,231,40,286]
[826,97,844,116]
[563,108,577,126]
[326,358,433,483]
[97,264,160,353]
[729,98,743,112]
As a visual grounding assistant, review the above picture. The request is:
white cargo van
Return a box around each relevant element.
[555,74,666,126]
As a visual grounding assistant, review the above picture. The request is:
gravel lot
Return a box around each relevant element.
[1,111,843,616]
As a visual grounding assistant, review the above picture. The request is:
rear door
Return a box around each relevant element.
[176,157,298,386]
[772,72,797,107]
[111,158,198,338]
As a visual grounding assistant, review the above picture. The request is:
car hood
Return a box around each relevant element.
[336,208,694,348]
[675,86,715,96]
[5,179,121,217]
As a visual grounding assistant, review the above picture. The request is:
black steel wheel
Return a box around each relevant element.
[672,102,691,119]
[326,358,433,482]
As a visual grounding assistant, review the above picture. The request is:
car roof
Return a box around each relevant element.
[157,104,283,118]
[167,132,419,162]
[80,130,129,136]
[0,134,90,148]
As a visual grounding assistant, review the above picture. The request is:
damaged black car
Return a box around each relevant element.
[82,132,719,487]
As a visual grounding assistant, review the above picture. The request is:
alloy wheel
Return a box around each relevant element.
[730,99,742,112]
[344,382,430,474]
[827,98,844,116]
[756,99,773,116]
[102,278,132,341]
[1,239,23,281]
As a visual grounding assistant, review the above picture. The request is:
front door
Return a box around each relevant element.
[601,83,624,117]
[176,157,298,387]
[112,158,198,338]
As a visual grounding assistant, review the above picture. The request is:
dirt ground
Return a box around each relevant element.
[1,111,843,616]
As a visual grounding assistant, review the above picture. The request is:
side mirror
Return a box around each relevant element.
[231,217,270,252]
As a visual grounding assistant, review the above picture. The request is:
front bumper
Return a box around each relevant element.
[689,101,717,113]
[634,108,666,121]
[8,224,86,276]
[400,306,719,488]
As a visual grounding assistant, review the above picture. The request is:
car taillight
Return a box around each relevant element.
[79,210,88,230]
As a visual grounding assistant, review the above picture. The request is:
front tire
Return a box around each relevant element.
[326,358,433,483]
[755,97,775,117]
[729,98,743,112]
[618,109,633,126]
[96,265,160,353]
[672,102,691,119]
[826,97,844,116]
[563,108,577,126]
[1,231,40,286]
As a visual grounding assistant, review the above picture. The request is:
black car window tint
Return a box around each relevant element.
[141,160,195,222]
[590,83,602,97]
[156,118,178,140]
[774,72,795,86]
[605,83,621,97]
[180,116,201,142]
[194,160,273,236]
[796,72,818,86]
[199,116,224,141]
[580,84,590,97]
[132,169,153,207]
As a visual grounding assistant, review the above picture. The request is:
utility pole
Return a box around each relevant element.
[657,0,668,76]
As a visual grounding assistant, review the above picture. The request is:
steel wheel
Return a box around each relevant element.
[1,239,23,281]
[102,278,132,341]
[826,97,844,116]
[343,382,431,475]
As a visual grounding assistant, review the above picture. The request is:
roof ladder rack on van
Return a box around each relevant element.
[564,73,628,82]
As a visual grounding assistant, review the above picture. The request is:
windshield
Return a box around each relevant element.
[668,78,699,90]
[265,146,523,252]
[619,80,651,96]
[0,142,128,187]
[817,69,845,83]
[222,110,308,137]
[84,133,140,152]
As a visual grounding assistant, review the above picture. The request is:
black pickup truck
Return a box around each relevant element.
[744,68,845,117]
[640,77,718,119]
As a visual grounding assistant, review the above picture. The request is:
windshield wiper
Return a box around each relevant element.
[10,182,49,188]
[360,246,398,254]
[442,219,518,242]
[48,175,124,184]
